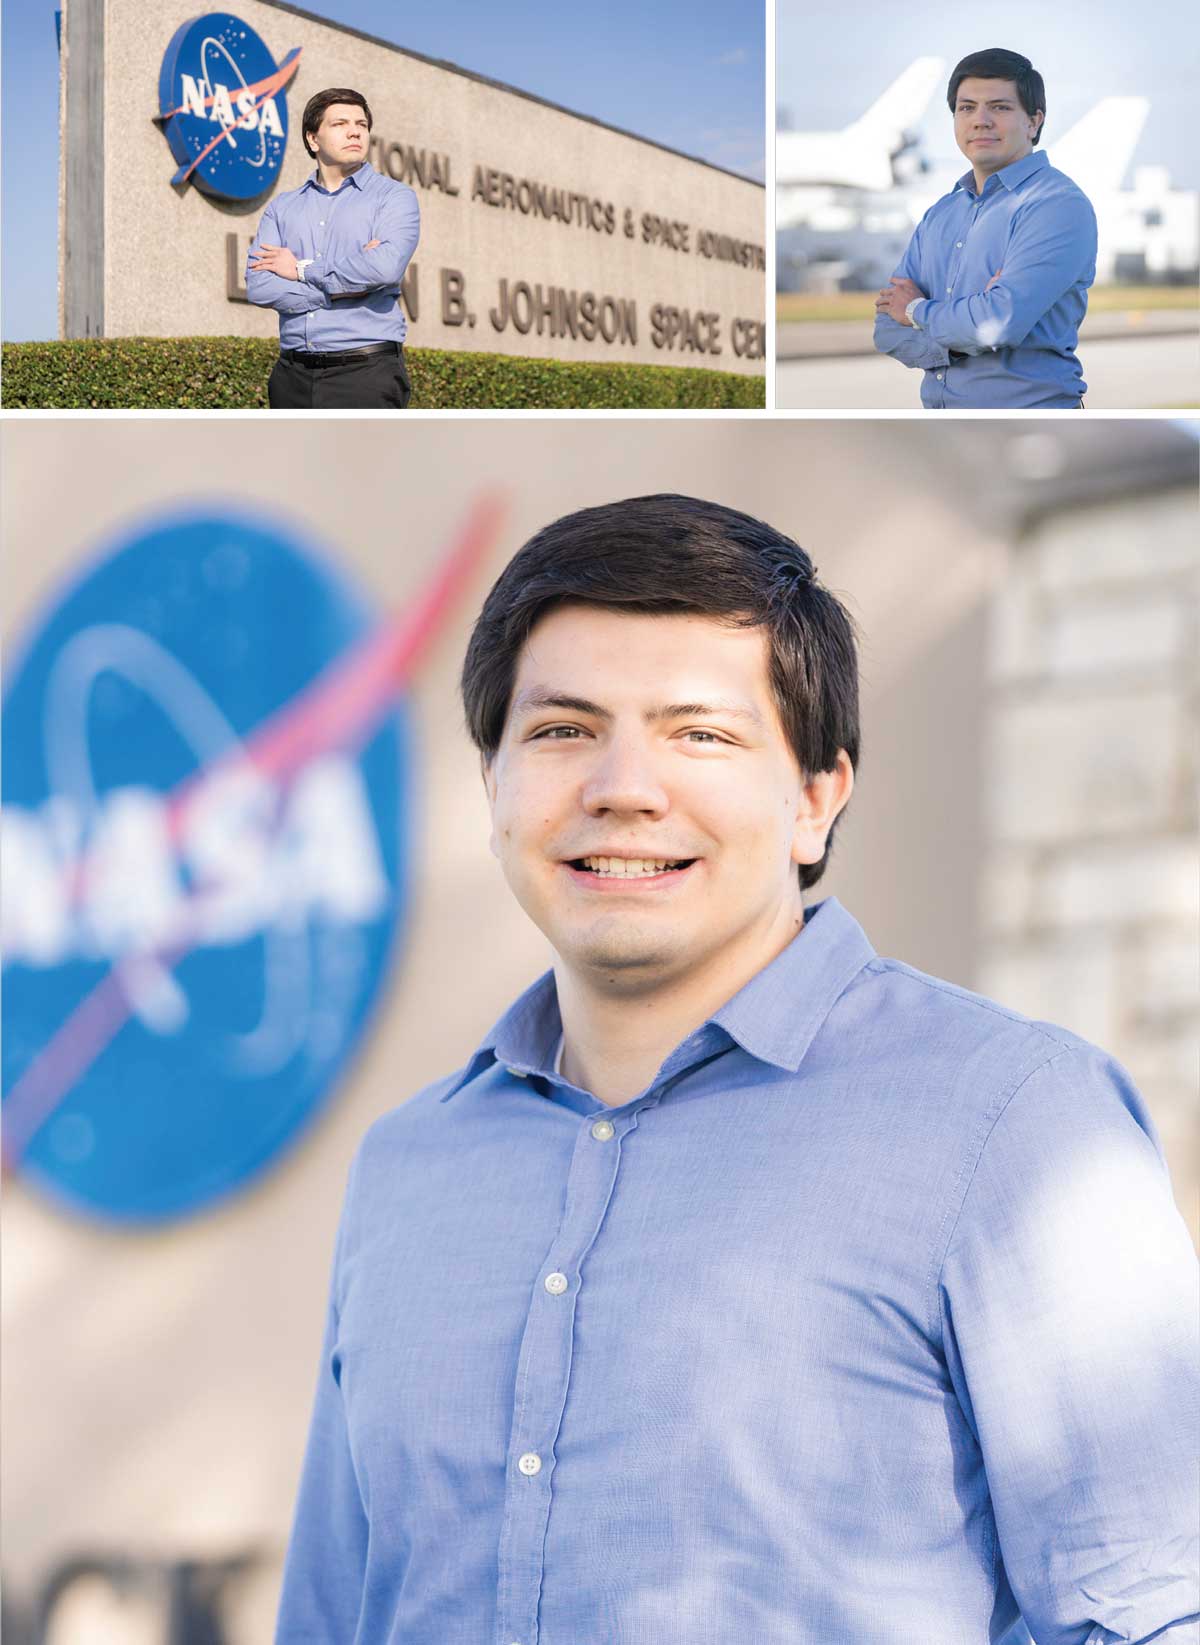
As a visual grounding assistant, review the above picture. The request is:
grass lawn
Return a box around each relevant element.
[777,286,1199,324]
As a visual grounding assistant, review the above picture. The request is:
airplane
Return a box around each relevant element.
[777,57,946,194]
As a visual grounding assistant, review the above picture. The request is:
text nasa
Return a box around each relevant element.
[176,74,284,138]
[3,757,388,976]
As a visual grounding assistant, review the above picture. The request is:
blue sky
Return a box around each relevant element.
[1,0,764,340]
[778,0,1199,190]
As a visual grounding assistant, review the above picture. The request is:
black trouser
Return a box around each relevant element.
[267,343,411,409]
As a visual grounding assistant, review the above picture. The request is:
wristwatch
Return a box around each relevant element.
[296,258,314,281]
[905,297,924,328]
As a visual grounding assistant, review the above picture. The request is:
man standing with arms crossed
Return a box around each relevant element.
[873,49,1097,408]
[276,496,1197,1643]
[247,88,419,409]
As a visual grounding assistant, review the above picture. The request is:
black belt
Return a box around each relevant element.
[279,341,400,368]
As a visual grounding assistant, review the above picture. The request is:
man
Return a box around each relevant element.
[873,49,1097,409]
[246,88,419,409]
[276,497,1198,1644]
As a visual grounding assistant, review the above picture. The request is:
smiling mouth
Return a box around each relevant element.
[567,856,696,879]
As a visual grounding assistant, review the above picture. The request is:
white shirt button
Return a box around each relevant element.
[936,372,944,381]
[517,1452,542,1476]
[505,1067,526,1079]
[591,1119,615,1141]
[956,241,963,248]
[946,285,952,292]
[544,1271,568,1295]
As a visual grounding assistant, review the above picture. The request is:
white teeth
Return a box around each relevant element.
[579,856,683,877]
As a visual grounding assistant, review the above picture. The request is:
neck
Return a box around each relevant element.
[315,157,363,192]
[555,899,807,1107]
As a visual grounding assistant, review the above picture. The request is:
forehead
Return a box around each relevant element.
[955,77,1020,104]
[511,604,774,701]
[319,102,368,123]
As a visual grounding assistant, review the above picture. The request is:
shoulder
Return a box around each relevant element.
[1026,161,1095,215]
[352,1068,466,1168]
[859,956,1155,1150]
[263,179,309,212]
[365,169,418,205]
[853,954,1103,1096]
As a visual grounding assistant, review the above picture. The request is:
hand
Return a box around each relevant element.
[875,277,925,326]
[985,267,1003,291]
[248,243,299,280]
[363,238,381,250]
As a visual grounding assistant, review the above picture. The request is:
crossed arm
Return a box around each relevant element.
[873,192,1096,367]
[245,188,420,314]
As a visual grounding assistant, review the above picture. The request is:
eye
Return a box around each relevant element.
[530,725,585,740]
[682,729,726,745]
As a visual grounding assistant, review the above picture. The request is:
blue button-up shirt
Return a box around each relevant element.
[873,150,1097,408]
[276,897,1198,1645]
[246,162,419,351]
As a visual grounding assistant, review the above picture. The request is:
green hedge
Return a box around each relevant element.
[1,337,765,410]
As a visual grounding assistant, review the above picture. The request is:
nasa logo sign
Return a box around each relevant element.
[2,509,410,1224]
[158,13,302,200]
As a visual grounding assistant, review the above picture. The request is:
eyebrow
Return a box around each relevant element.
[957,98,1014,106]
[510,689,764,726]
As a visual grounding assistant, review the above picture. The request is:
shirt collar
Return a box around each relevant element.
[953,146,1048,197]
[301,160,373,194]
[441,896,877,1101]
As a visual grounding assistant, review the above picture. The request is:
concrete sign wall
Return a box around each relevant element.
[59,0,766,373]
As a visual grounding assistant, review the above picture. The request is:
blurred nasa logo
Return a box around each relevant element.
[2,509,411,1223]
[157,12,302,200]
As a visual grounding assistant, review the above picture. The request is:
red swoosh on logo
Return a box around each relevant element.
[1,491,508,1170]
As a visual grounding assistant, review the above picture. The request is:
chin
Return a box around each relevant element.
[566,924,687,986]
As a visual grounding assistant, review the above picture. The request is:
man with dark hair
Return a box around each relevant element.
[246,88,419,409]
[276,496,1197,1644]
[873,48,1097,409]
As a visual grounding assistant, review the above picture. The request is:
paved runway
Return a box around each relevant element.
[776,333,1200,411]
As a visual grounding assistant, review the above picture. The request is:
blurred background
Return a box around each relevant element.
[776,0,1200,407]
[3,416,1197,1641]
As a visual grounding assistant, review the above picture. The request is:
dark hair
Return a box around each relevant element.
[948,49,1045,144]
[460,494,860,890]
[301,88,373,157]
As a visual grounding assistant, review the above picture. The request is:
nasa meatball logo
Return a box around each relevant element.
[158,13,302,200]
[1,509,411,1224]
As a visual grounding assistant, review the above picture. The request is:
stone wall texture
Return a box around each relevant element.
[979,488,1199,1242]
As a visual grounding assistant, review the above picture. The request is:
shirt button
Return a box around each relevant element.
[505,1067,526,1079]
[946,285,952,292]
[937,372,945,381]
[591,1119,615,1141]
[544,1271,568,1295]
[517,1452,542,1476]
[955,241,963,248]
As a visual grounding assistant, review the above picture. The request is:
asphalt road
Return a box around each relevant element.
[776,333,1200,410]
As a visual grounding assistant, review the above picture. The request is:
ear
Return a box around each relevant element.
[791,750,854,868]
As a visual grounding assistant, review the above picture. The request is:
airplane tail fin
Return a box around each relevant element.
[848,57,945,143]
[1049,97,1149,195]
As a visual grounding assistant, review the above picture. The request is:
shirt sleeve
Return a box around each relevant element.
[274,1155,369,1642]
[872,215,953,370]
[910,189,1096,354]
[938,1046,1200,1645]
[246,200,330,316]
[302,183,421,299]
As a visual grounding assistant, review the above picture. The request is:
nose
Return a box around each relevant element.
[580,736,670,820]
